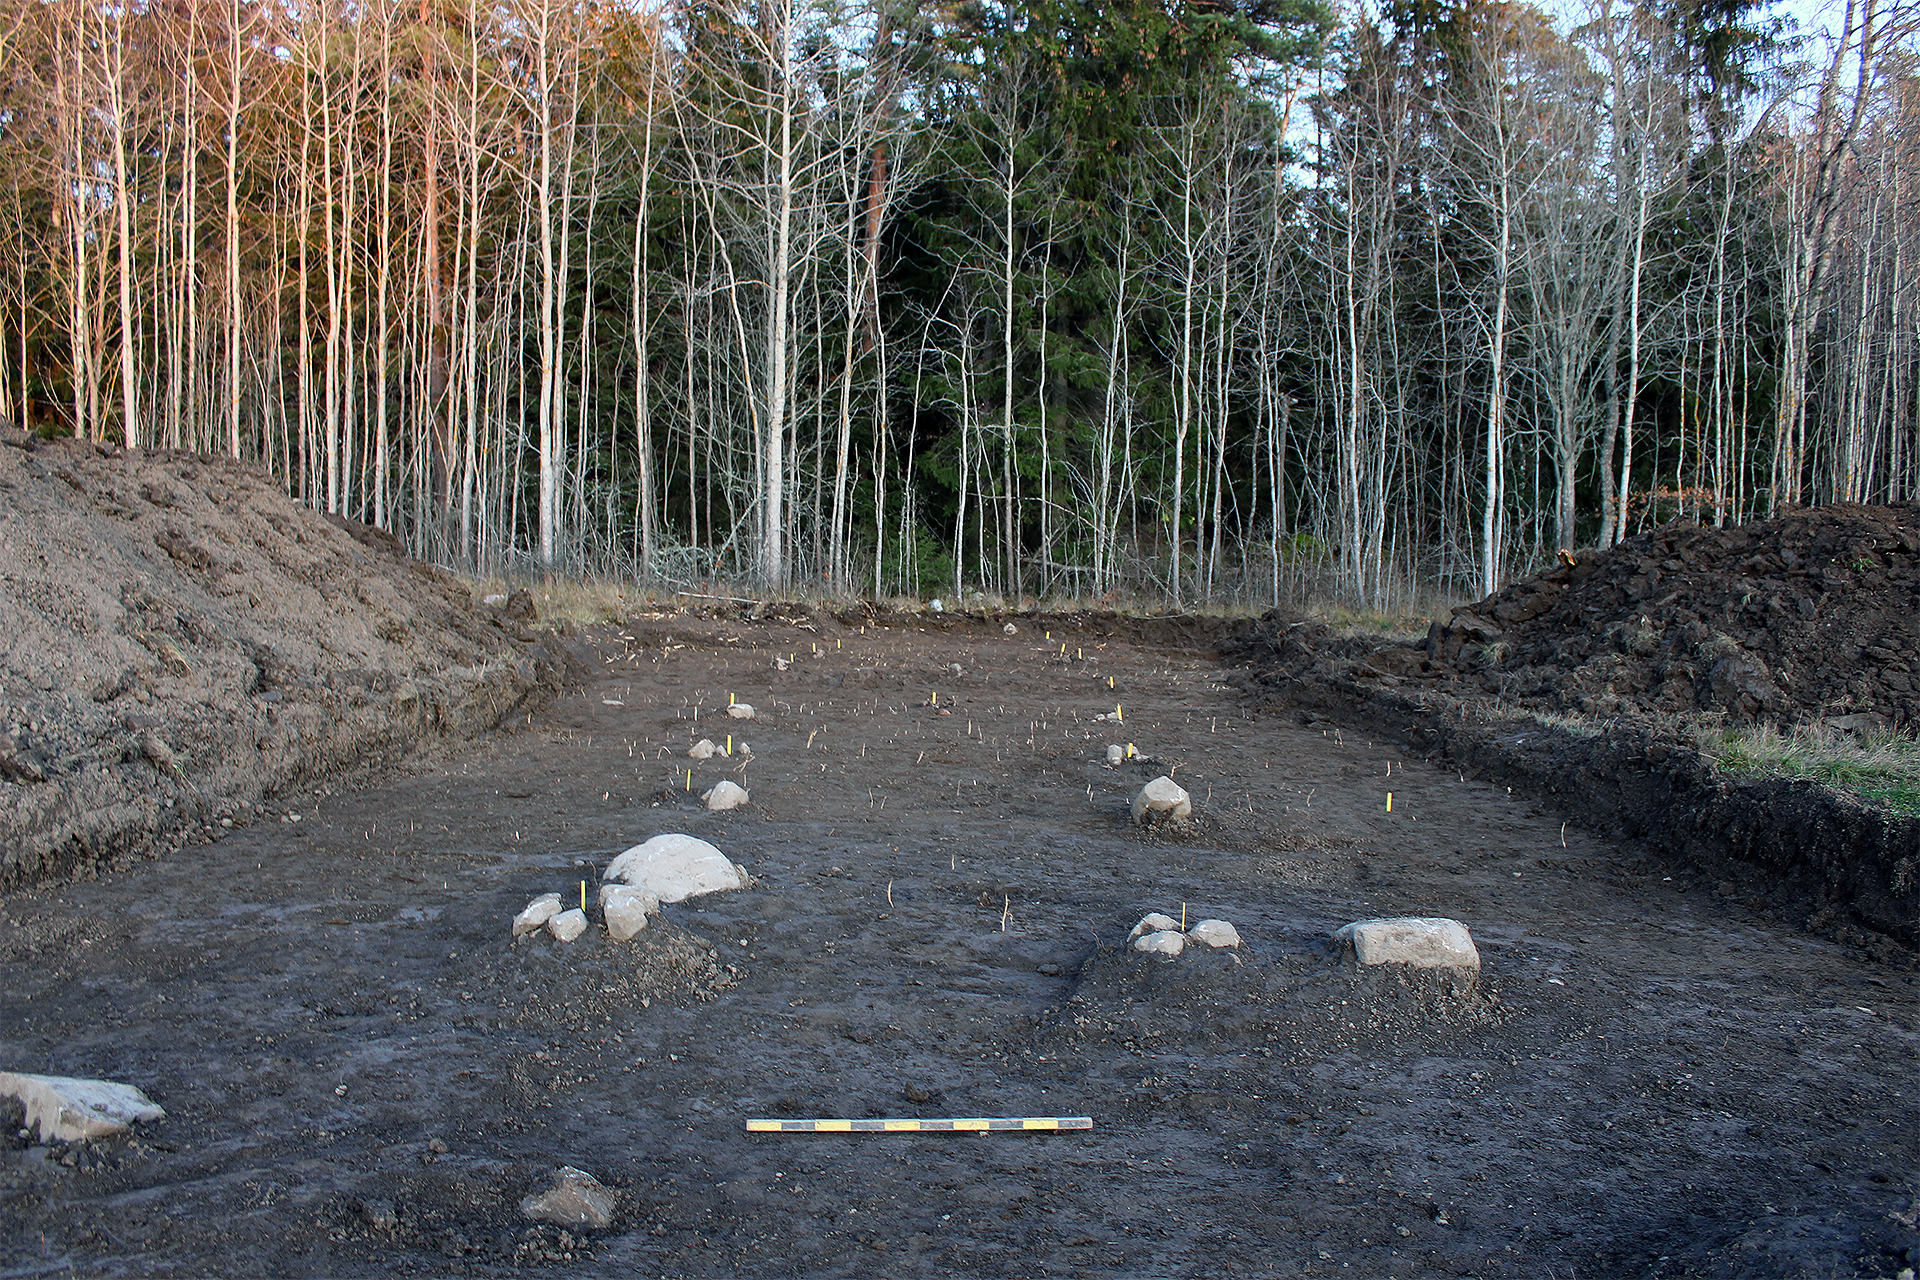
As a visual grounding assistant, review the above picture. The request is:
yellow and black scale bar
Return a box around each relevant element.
[746,1116,1092,1133]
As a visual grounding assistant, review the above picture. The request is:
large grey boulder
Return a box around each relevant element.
[0,1072,165,1142]
[1130,776,1191,824]
[604,834,747,903]
[1333,917,1479,973]
[520,1166,617,1229]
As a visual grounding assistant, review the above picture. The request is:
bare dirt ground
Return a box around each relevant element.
[3,445,1919,1278]
[5,598,1920,1278]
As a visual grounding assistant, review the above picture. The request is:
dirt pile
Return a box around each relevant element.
[1398,503,1920,729]
[0,436,573,889]
[1231,505,1920,952]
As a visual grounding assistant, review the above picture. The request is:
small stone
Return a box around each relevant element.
[547,908,588,942]
[427,1137,450,1154]
[0,1073,166,1142]
[1106,744,1124,765]
[734,742,751,758]
[727,703,755,720]
[482,593,508,607]
[604,833,748,903]
[1130,776,1191,824]
[600,884,659,942]
[513,893,563,937]
[1186,919,1242,949]
[703,780,750,811]
[1332,917,1480,973]
[1132,930,1185,957]
[687,738,719,760]
[1127,913,1180,941]
[139,731,175,771]
[1003,622,1017,635]
[520,1166,616,1229]
[359,1198,398,1231]
[929,598,944,613]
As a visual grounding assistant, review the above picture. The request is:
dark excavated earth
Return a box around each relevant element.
[2,447,1919,1279]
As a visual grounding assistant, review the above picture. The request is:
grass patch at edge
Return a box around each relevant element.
[1704,722,1920,819]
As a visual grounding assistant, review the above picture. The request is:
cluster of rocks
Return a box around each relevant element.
[1122,911,1483,978]
[687,731,751,809]
[513,893,590,942]
[510,833,749,944]
[1128,913,1242,958]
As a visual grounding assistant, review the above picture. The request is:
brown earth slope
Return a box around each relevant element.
[0,435,571,889]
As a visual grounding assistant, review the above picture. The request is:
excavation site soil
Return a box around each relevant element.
[3,444,1919,1280]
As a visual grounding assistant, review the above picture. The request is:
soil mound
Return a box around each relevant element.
[0,437,572,889]
[1401,504,1920,730]
[1230,504,1920,952]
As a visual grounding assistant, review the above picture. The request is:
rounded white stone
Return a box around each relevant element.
[1186,919,1241,949]
[600,884,659,942]
[546,908,588,942]
[703,780,750,811]
[1106,744,1124,765]
[1130,776,1192,824]
[687,738,719,760]
[727,703,756,720]
[1132,930,1186,957]
[512,893,563,937]
[1127,912,1181,941]
[604,833,747,903]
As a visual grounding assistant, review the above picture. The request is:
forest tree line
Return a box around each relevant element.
[1,0,1916,608]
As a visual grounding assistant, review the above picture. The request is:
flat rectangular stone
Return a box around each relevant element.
[0,1072,166,1142]
[1333,917,1480,972]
